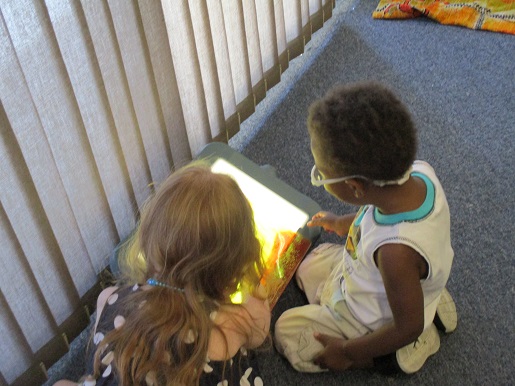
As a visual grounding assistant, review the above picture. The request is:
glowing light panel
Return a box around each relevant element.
[211,159,309,259]
[211,159,313,308]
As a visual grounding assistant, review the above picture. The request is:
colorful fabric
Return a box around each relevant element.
[373,0,515,35]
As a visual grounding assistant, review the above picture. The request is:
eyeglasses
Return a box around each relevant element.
[311,165,414,187]
[311,165,366,187]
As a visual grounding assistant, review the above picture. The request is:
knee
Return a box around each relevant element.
[274,313,326,373]
[274,308,314,353]
[274,309,299,347]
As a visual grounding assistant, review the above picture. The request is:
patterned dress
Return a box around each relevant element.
[84,284,265,386]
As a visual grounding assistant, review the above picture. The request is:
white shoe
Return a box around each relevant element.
[396,324,440,374]
[434,287,458,333]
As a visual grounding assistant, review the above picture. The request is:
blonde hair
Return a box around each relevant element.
[94,161,265,385]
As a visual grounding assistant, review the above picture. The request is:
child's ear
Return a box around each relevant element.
[345,179,365,198]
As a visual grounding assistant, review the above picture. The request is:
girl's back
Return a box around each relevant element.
[88,284,268,385]
[55,163,271,386]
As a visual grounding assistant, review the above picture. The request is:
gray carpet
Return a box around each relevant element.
[233,0,515,385]
[46,0,514,385]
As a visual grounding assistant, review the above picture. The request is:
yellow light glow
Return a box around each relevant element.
[211,159,309,262]
[230,290,243,304]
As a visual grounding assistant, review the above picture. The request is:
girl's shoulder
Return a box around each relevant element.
[208,296,270,360]
[207,304,249,360]
[216,297,270,333]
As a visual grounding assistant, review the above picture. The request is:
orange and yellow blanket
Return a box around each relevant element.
[373,0,515,34]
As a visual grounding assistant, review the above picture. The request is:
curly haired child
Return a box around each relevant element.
[274,82,457,374]
[55,162,270,386]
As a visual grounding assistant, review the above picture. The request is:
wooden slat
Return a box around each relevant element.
[264,64,282,92]
[253,78,267,107]
[236,94,256,124]
[288,34,306,62]
[9,362,47,386]
[225,112,241,139]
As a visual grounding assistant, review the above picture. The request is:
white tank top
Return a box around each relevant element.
[341,160,454,331]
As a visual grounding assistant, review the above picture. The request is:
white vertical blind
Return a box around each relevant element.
[255,2,278,75]
[161,0,213,153]
[206,0,238,130]
[0,0,335,383]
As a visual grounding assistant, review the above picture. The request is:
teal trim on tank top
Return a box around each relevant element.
[374,172,435,225]
[354,206,368,227]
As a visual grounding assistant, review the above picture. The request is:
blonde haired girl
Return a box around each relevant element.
[55,162,270,386]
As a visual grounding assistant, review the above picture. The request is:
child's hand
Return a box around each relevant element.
[251,283,268,301]
[313,332,352,371]
[307,211,347,236]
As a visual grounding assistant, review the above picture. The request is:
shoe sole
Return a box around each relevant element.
[434,288,457,333]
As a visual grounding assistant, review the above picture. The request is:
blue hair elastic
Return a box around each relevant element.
[146,278,185,293]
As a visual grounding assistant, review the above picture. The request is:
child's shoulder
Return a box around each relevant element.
[413,160,436,176]
[220,297,270,343]
[215,302,253,326]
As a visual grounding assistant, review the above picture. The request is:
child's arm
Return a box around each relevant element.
[307,211,356,237]
[313,244,427,370]
[215,293,271,355]
[53,380,80,386]
[242,294,271,348]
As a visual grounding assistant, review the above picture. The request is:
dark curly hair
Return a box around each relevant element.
[307,82,417,182]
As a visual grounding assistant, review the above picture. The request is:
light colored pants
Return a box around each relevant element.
[274,243,371,372]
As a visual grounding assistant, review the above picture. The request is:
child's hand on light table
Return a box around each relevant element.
[307,211,348,237]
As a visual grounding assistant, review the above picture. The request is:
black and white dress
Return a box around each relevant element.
[84,284,265,386]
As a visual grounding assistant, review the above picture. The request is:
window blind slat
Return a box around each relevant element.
[0,293,32,383]
[109,0,173,183]
[137,0,193,167]
[2,0,118,277]
[80,0,152,208]
[161,0,211,156]
[46,0,135,242]
[188,1,226,142]
[221,0,253,106]
[0,2,97,301]
[255,1,279,74]
[206,1,237,123]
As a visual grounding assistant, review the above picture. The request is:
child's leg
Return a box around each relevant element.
[275,300,371,373]
[275,303,354,372]
[276,253,370,373]
[295,243,344,304]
